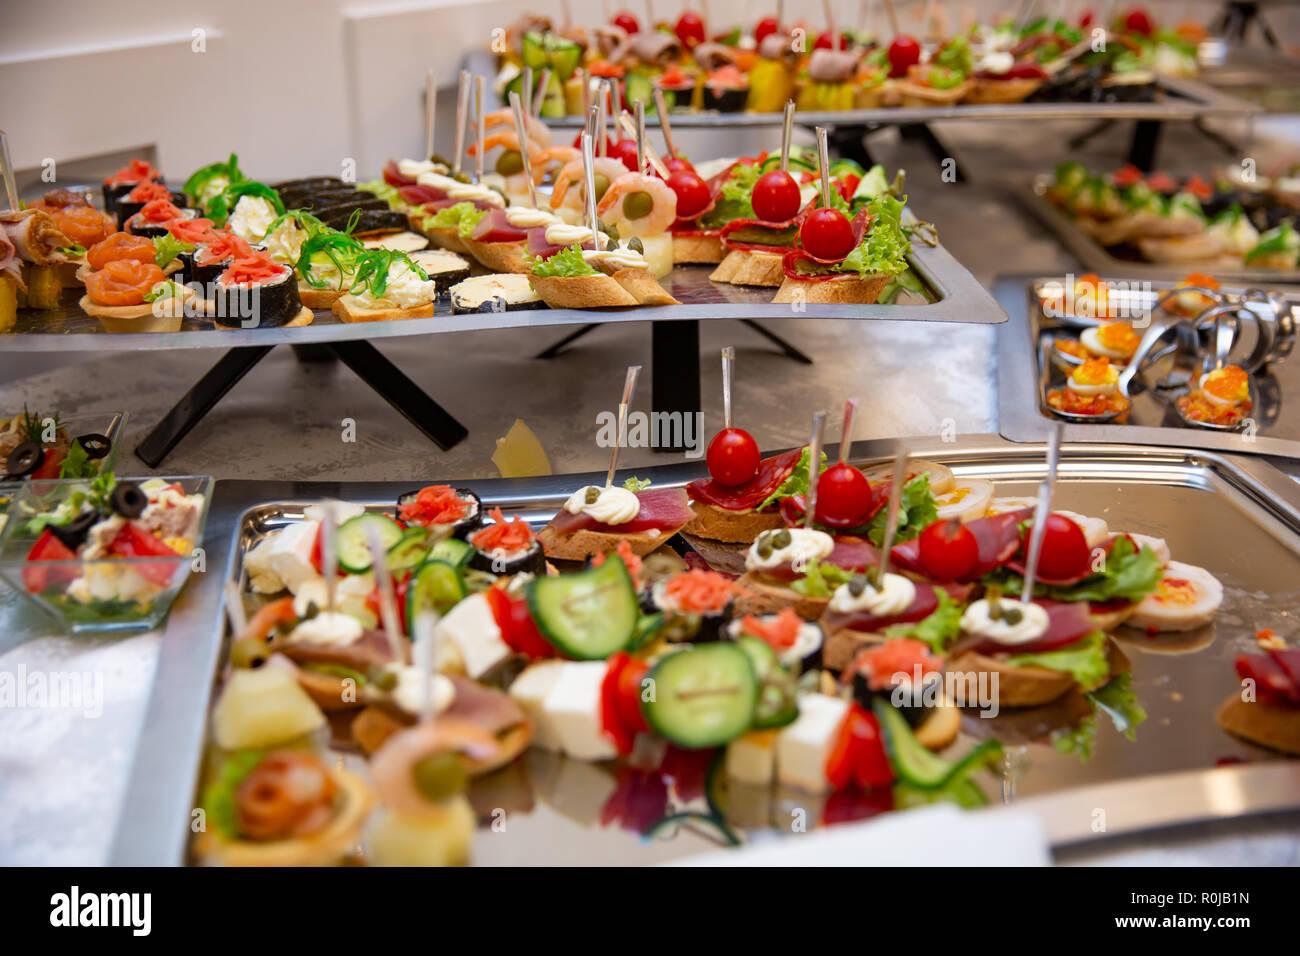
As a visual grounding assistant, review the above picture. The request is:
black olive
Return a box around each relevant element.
[110,482,147,518]
[49,510,97,551]
[6,442,45,479]
[76,433,112,460]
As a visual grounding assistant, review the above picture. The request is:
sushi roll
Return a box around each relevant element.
[186,235,261,297]
[323,208,410,236]
[281,187,373,210]
[115,180,187,227]
[702,66,749,112]
[125,202,197,239]
[449,273,543,314]
[271,176,345,196]
[466,508,545,577]
[394,486,483,539]
[102,159,164,217]
[846,641,944,729]
[645,569,740,643]
[212,252,304,329]
[727,612,824,675]
[405,250,471,294]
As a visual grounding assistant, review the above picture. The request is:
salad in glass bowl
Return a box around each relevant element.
[0,472,212,632]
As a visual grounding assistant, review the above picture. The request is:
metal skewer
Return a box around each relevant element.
[804,411,828,529]
[533,68,552,117]
[474,74,486,184]
[365,524,407,663]
[617,111,671,178]
[581,130,601,247]
[878,440,909,578]
[424,69,437,162]
[721,346,735,429]
[509,91,539,208]
[1020,422,1064,603]
[606,365,642,488]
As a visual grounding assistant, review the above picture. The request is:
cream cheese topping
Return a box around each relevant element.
[563,485,640,525]
[745,528,835,573]
[959,598,1049,645]
[828,573,916,616]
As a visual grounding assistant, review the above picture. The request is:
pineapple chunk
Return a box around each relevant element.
[212,664,325,751]
[0,276,16,332]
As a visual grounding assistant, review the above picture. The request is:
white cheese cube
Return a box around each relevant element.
[541,661,617,761]
[303,501,366,524]
[775,694,849,794]
[508,661,565,751]
[263,520,321,595]
[436,592,512,680]
[726,729,780,786]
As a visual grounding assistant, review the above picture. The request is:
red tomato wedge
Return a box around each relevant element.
[23,530,80,593]
[84,259,166,306]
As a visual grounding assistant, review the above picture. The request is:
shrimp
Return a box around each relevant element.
[369,718,501,818]
[549,157,628,212]
[483,108,552,149]
[529,145,581,185]
[596,172,678,237]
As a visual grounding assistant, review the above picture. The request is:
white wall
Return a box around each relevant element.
[0,0,1290,187]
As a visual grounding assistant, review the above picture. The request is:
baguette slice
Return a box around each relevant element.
[709,249,786,287]
[896,79,972,107]
[606,267,679,305]
[462,238,530,274]
[733,571,830,620]
[298,284,346,309]
[1216,695,1300,756]
[421,225,470,254]
[679,533,751,574]
[528,273,639,308]
[673,234,726,264]
[332,296,434,323]
[536,524,678,560]
[963,77,1042,104]
[945,639,1130,709]
[682,501,785,542]
[771,272,890,304]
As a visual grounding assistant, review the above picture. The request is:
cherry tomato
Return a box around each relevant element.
[31,448,65,480]
[571,131,617,155]
[918,518,979,581]
[1079,8,1094,27]
[800,206,855,260]
[612,137,641,172]
[667,169,710,219]
[612,10,640,33]
[1028,513,1091,581]
[887,34,922,77]
[814,30,847,50]
[662,156,694,174]
[815,463,872,527]
[754,15,780,44]
[706,427,760,486]
[675,11,707,47]
[752,169,801,222]
[1123,7,1153,35]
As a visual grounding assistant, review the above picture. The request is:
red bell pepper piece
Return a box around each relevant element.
[109,520,181,586]
[31,448,65,481]
[484,586,554,659]
[23,529,78,593]
[600,651,650,755]
[824,702,895,791]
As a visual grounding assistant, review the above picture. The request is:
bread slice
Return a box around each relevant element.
[422,225,470,254]
[945,639,1130,709]
[964,77,1043,104]
[771,272,890,304]
[683,501,784,543]
[462,238,530,274]
[528,273,639,308]
[679,533,750,573]
[1137,233,1226,264]
[709,249,786,287]
[673,234,726,264]
[298,284,346,309]
[733,571,829,619]
[606,267,679,305]
[896,80,972,107]
[536,523,676,561]
[1216,695,1300,756]
[332,295,434,323]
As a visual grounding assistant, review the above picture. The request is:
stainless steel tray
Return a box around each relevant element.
[996,274,1300,460]
[1017,176,1300,285]
[106,435,1300,864]
[538,76,1258,128]
[0,229,1001,352]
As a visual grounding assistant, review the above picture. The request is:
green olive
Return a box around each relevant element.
[495,150,524,177]
[429,152,451,167]
[412,752,468,803]
[230,637,270,669]
[622,190,654,220]
[452,171,472,184]
[592,174,611,202]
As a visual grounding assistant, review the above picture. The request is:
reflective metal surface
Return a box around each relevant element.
[998,274,1300,459]
[108,436,1300,864]
[0,234,1001,353]
[1017,177,1300,285]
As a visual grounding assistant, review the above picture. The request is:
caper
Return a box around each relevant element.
[495,150,524,177]
[592,173,611,201]
[584,486,601,504]
[757,538,774,560]
[628,236,645,255]
[453,171,472,184]
[230,637,269,669]
[622,190,654,220]
[865,567,882,589]
[370,668,399,692]
[411,752,468,803]
[988,600,1003,621]
[429,152,450,167]
[848,574,867,597]
[772,528,792,549]
[1004,606,1024,626]
[602,222,619,241]
[302,600,320,620]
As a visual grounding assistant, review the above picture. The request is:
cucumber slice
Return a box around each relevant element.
[545,35,582,81]
[521,31,548,69]
[643,643,757,748]
[525,556,638,660]
[429,537,472,570]
[337,513,404,574]
[406,559,468,635]
[737,636,798,730]
[387,527,433,573]
[872,698,1002,790]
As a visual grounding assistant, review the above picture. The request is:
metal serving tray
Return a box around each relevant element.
[996,274,1300,460]
[107,435,1300,864]
[0,229,1001,353]
[1017,176,1300,285]
[538,76,1258,128]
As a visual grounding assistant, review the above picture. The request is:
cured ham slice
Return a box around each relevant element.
[824,581,974,634]
[382,159,416,187]
[470,208,528,245]
[548,486,694,536]
[719,211,806,252]
[282,628,411,671]
[1236,651,1300,708]
[686,448,803,511]
[778,485,886,530]
[397,184,443,206]
[949,598,1098,658]
[0,209,69,266]
[0,227,20,290]
[445,676,528,734]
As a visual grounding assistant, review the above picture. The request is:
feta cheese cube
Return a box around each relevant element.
[726,728,780,786]
[508,660,565,751]
[251,520,321,595]
[541,661,617,761]
[436,591,512,680]
[775,694,849,794]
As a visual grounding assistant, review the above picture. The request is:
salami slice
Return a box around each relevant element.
[548,486,694,536]
[1235,652,1300,708]
[686,448,803,512]
[758,536,882,581]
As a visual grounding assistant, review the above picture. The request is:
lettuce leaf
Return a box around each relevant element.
[201,749,266,839]
[841,194,910,278]
[755,446,826,512]
[152,234,193,269]
[528,243,598,277]
[883,588,962,652]
[1051,671,1147,759]
[1007,631,1110,688]
[864,474,937,547]
[428,201,486,240]
[699,162,759,228]
[992,535,1163,604]
[789,559,855,597]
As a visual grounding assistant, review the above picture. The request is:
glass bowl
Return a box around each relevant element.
[0,410,127,481]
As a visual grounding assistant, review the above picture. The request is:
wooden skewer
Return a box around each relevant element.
[320,501,338,613]
[578,67,590,122]
[533,68,552,117]
[597,80,609,157]
[474,75,486,183]
[815,126,832,207]
[581,131,601,248]
[424,69,437,162]
[365,524,407,663]
[606,365,642,488]
[882,0,900,36]
[412,609,441,725]
[653,87,679,158]
[617,111,670,178]
[509,91,539,208]
[635,100,647,175]
[223,579,248,639]
[804,412,827,530]
[0,130,20,212]
[453,70,471,176]
[877,440,909,578]
[838,397,858,465]
[780,101,795,173]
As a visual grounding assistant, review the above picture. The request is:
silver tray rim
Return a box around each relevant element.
[108,434,1300,865]
[995,273,1300,461]
[0,223,1002,354]
[1017,175,1300,286]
